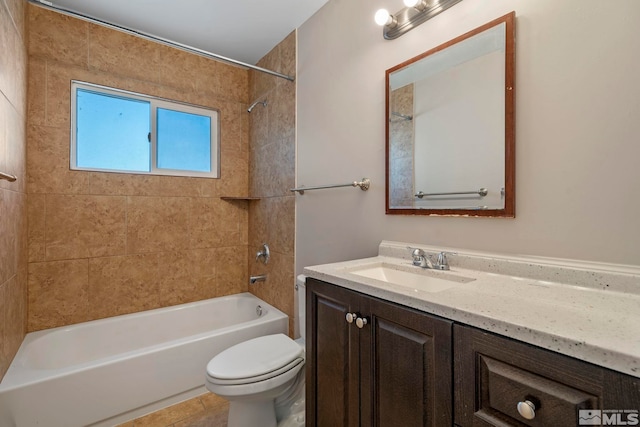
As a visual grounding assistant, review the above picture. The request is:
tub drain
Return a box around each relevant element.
[256,305,263,317]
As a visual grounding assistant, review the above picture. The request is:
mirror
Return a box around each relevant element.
[385,12,515,217]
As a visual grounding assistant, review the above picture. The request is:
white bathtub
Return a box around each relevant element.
[0,292,288,427]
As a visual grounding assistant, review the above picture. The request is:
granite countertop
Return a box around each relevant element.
[303,241,640,378]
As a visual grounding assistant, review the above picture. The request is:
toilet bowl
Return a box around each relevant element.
[205,276,307,427]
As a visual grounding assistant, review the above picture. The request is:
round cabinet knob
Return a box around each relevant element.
[345,313,357,324]
[355,317,368,329]
[517,400,536,420]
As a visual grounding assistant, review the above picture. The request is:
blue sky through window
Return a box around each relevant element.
[76,89,151,172]
[157,108,212,172]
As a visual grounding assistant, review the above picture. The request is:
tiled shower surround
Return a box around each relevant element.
[0,0,28,380]
[23,4,296,333]
[248,32,297,335]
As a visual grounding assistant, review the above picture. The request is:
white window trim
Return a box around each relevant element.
[70,80,220,178]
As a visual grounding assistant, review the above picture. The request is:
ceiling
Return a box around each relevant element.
[47,0,330,65]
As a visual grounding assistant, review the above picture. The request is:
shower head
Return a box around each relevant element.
[247,99,267,113]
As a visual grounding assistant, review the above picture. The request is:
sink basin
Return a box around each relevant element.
[347,263,475,293]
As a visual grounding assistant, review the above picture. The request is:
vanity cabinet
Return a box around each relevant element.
[454,325,640,427]
[305,278,453,427]
[306,277,640,427]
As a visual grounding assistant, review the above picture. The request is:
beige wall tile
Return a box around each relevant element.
[4,0,25,39]
[0,281,7,378]
[188,198,217,248]
[248,200,269,249]
[218,155,248,197]
[193,56,219,99]
[4,274,26,359]
[155,176,206,198]
[189,249,218,301]
[88,254,159,319]
[1,0,27,380]
[215,246,248,296]
[26,58,45,127]
[88,23,161,83]
[126,196,190,254]
[219,100,246,157]
[0,190,18,284]
[4,95,26,193]
[28,259,89,331]
[0,97,6,190]
[27,124,90,194]
[45,194,126,261]
[27,193,45,262]
[215,63,249,104]
[270,82,296,152]
[88,172,159,196]
[0,0,26,114]
[279,31,297,79]
[216,200,248,247]
[158,45,201,93]
[27,4,88,67]
[271,196,295,256]
[157,251,199,306]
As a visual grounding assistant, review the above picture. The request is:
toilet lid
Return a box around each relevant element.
[207,334,304,381]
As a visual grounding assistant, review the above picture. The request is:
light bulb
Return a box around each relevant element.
[404,0,428,10]
[374,8,392,26]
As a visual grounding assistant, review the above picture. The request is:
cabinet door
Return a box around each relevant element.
[306,278,362,427]
[454,324,640,427]
[361,297,453,427]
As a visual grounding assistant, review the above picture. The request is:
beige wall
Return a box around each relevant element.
[0,0,28,379]
[247,31,297,336]
[297,0,640,271]
[26,4,251,331]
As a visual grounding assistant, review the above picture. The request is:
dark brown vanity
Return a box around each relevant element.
[305,277,640,427]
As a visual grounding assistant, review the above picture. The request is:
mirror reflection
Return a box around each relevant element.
[386,12,515,217]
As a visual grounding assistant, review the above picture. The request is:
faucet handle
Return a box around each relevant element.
[436,252,457,270]
[255,243,270,265]
[407,246,425,257]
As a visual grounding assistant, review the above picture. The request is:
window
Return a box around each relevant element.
[71,81,219,178]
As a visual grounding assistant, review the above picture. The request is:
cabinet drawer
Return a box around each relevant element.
[454,324,640,427]
[479,355,597,426]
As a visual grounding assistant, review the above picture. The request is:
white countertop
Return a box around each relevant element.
[303,241,640,378]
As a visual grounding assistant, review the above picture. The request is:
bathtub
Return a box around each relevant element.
[0,292,288,427]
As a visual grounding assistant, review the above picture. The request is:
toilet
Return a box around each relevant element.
[205,276,307,427]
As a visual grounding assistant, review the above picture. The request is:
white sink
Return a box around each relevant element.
[347,263,475,293]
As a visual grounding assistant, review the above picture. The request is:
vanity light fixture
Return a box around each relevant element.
[376,0,464,40]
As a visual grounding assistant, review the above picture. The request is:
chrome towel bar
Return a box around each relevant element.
[291,178,370,195]
[415,188,487,198]
[0,171,17,182]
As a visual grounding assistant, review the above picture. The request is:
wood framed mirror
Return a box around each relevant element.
[385,12,515,217]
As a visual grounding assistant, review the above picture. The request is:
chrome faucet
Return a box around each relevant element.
[410,248,434,269]
[255,243,270,265]
[408,247,455,270]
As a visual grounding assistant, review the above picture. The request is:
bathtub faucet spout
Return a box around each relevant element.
[250,275,267,285]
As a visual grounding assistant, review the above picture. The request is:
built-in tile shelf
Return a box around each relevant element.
[220,196,261,201]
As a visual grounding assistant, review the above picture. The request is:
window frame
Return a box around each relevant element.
[70,80,220,178]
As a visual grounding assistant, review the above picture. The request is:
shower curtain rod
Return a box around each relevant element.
[29,0,295,82]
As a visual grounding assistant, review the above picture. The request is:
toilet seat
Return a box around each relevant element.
[207,358,304,386]
[206,334,304,385]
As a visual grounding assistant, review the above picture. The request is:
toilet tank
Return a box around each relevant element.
[296,275,306,341]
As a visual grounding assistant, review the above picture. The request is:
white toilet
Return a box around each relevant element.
[205,276,306,427]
